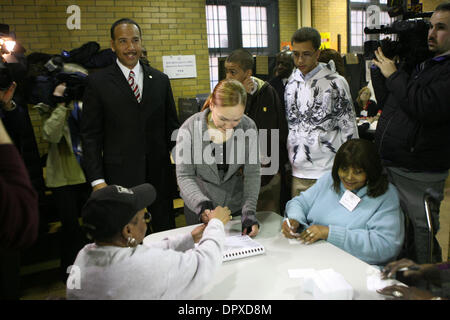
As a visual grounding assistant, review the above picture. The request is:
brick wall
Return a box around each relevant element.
[423,0,443,11]
[278,0,298,47]
[312,0,347,54]
[278,0,348,53]
[0,0,210,156]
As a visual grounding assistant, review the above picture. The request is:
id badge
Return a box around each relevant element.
[339,190,361,212]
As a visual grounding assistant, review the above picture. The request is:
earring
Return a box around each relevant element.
[127,237,137,247]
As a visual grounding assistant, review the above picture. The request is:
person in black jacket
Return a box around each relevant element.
[372,3,450,264]
[0,66,39,299]
[225,49,288,215]
[268,50,294,214]
[268,49,294,111]
[81,18,179,233]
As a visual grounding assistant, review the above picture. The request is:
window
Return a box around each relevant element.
[205,1,279,91]
[208,56,220,90]
[241,6,268,48]
[348,0,394,53]
[206,5,228,49]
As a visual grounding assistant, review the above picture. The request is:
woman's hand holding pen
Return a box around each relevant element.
[282,219,301,239]
[282,219,328,244]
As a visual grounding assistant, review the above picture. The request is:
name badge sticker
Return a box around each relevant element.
[339,190,361,212]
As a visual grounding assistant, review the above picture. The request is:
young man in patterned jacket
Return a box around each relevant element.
[285,27,358,197]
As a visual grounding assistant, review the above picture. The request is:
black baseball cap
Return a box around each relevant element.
[82,183,156,241]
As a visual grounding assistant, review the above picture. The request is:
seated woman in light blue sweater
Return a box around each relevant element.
[282,139,404,265]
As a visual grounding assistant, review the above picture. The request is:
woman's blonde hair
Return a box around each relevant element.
[356,86,371,108]
[201,79,247,111]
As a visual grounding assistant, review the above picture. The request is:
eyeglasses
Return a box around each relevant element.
[293,50,317,60]
[144,211,152,224]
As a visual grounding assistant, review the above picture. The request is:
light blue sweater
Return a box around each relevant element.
[286,172,404,265]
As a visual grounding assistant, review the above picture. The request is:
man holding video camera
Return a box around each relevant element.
[372,2,450,264]
[0,37,39,299]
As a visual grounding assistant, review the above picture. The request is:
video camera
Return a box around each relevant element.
[363,0,432,69]
[27,53,88,107]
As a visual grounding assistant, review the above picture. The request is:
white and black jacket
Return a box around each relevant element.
[285,60,358,179]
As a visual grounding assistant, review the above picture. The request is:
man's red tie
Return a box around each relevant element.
[128,70,141,103]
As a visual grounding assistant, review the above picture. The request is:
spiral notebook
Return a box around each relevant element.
[222,235,265,262]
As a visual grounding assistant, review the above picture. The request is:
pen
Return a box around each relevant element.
[286,218,292,229]
[285,219,300,237]
[398,266,421,272]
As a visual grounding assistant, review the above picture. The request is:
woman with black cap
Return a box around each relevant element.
[66,183,231,300]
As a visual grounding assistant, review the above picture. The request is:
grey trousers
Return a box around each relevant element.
[386,167,448,264]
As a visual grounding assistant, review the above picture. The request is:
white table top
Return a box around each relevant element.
[144,211,396,300]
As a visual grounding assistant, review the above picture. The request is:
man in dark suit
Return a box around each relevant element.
[81,18,180,232]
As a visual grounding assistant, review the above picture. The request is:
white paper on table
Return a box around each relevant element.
[304,268,354,300]
[288,238,302,245]
[224,235,262,250]
[288,268,316,278]
[369,120,378,131]
[365,267,404,291]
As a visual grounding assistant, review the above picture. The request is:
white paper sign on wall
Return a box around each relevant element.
[163,55,197,79]
[366,5,381,28]
[67,5,81,30]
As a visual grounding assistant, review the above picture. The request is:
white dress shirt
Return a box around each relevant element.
[116,58,144,97]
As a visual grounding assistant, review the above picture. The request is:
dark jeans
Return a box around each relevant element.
[0,248,20,300]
